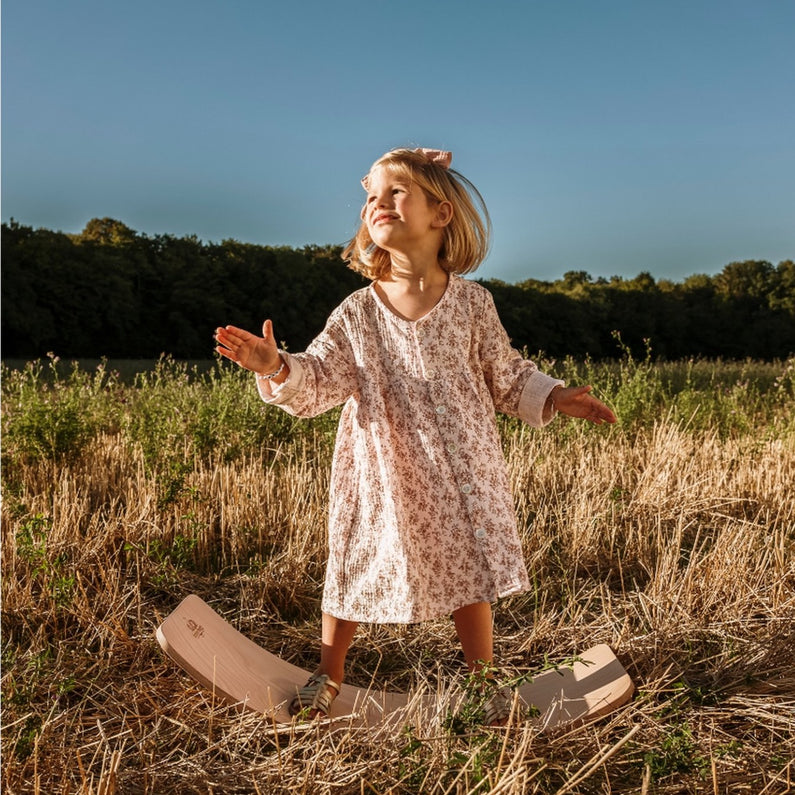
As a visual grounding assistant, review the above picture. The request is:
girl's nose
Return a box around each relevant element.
[374,189,393,207]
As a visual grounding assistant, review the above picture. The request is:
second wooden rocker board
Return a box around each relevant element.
[157,594,634,730]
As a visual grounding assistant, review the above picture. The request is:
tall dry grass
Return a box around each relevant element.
[2,355,794,794]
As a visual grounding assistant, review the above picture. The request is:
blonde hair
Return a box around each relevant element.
[343,148,491,280]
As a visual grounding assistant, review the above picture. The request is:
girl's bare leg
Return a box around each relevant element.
[452,601,494,672]
[318,611,358,690]
[454,601,512,725]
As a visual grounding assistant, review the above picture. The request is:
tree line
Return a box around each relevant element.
[2,218,793,361]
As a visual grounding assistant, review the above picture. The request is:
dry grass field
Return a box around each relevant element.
[2,354,794,794]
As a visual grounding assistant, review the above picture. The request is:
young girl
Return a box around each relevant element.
[215,147,616,724]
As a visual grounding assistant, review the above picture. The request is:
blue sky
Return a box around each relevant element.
[3,0,793,283]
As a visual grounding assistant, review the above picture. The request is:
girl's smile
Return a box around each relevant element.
[362,166,451,260]
[372,211,398,225]
[363,174,429,227]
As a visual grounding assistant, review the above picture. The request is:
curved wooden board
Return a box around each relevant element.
[516,645,635,730]
[156,594,634,730]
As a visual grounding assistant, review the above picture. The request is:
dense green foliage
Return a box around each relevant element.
[2,218,366,359]
[3,354,793,477]
[3,217,793,359]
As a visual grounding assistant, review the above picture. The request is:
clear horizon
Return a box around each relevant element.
[3,0,793,284]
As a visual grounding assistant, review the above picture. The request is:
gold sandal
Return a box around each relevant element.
[482,684,515,726]
[289,673,340,718]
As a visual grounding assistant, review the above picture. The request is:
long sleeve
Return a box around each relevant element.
[476,288,563,427]
[259,304,359,418]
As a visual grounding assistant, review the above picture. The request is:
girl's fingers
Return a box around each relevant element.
[218,325,249,342]
[261,319,278,347]
[215,343,240,363]
[563,385,616,423]
[592,402,617,424]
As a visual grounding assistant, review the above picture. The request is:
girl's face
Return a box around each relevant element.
[362,166,450,256]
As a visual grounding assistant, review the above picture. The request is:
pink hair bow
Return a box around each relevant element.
[415,148,452,168]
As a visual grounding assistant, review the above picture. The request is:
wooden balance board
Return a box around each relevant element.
[156,594,634,731]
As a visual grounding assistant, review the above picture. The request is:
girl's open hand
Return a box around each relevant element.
[551,385,617,425]
[215,320,281,374]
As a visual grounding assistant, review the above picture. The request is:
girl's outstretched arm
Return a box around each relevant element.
[548,385,617,425]
[214,320,289,383]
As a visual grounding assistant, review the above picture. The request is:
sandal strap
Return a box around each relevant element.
[289,673,341,717]
[483,685,514,725]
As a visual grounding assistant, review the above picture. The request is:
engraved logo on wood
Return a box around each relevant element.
[185,618,205,638]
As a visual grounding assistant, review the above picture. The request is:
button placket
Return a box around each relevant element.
[418,327,437,382]
[422,330,485,556]
[431,389,474,513]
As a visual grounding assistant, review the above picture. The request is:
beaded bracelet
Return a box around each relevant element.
[256,359,285,380]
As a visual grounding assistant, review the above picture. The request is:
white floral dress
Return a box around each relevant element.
[259,275,563,623]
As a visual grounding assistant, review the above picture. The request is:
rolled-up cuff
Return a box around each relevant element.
[518,371,564,427]
[257,351,306,405]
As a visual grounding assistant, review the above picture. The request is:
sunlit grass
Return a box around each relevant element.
[2,355,793,793]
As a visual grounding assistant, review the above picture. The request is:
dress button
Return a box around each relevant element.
[426,369,437,380]
[446,442,458,454]
[460,483,472,495]
[474,527,487,539]
[435,405,447,415]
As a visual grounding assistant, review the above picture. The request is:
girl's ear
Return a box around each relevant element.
[432,200,454,228]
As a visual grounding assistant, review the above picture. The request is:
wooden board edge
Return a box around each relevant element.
[156,622,264,714]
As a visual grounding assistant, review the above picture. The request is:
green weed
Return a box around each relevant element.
[15,513,75,606]
[127,529,201,588]
[0,356,116,462]
[643,722,710,781]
